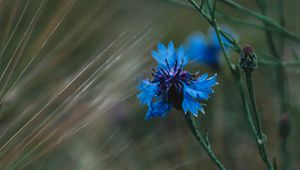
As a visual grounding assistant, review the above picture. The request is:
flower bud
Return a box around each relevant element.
[239,45,257,73]
[279,113,291,138]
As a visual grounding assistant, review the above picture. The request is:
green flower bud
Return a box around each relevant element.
[239,45,257,73]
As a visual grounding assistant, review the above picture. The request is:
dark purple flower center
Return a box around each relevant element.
[151,59,199,110]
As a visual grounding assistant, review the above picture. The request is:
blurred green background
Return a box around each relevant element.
[0,0,299,169]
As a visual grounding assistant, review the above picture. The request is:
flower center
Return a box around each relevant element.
[151,59,199,110]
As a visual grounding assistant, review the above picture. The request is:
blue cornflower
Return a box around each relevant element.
[137,41,218,120]
[185,27,236,69]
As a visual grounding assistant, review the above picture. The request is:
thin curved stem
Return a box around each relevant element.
[187,0,276,169]
[254,0,291,168]
[214,18,274,169]
[219,0,300,43]
[245,73,274,170]
[184,113,227,170]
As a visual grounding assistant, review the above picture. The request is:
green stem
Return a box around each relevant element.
[281,138,290,170]
[235,71,258,136]
[184,113,227,170]
[213,24,258,138]
[187,1,276,169]
[255,0,291,168]
[245,73,274,170]
[219,0,300,43]
[214,18,272,169]
[245,74,263,137]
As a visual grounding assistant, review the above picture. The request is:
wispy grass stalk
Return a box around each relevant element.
[0,1,170,169]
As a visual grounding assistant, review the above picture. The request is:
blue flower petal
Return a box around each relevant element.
[201,46,221,66]
[145,100,171,120]
[198,73,208,81]
[166,41,176,67]
[183,83,209,100]
[182,93,204,116]
[177,45,189,66]
[151,50,165,66]
[185,27,237,68]
[192,73,217,97]
[152,41,178,69]
[186,33,206,50]
[168,41,174,51]
[196,73,217,89]
[137,80,158,105]
[181,73,217,115]
[185,32,220,66]
[157,42,167,56]
[185,33,206,62]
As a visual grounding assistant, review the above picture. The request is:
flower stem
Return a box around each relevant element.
[186,1,276,169]
[213,17,272,169]
[245,73,274,170]
[218,0,300,43]
[184,113,227,170]
[252,1,290,168]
